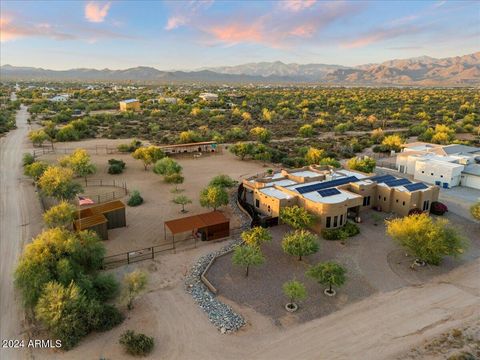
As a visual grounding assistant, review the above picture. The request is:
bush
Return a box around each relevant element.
[430,201,448,215]
[343,221,360,237]
[108,159,126,174]
[321,228,347,241]
[127,190,143,207]
[117,139,142,153]
[88,302,124,332]
[92,273,120,301]
[209,174,237,188]
[22,153,35,166]
[119,330,154,356]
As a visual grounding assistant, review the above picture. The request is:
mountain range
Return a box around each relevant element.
[1,52,479,86]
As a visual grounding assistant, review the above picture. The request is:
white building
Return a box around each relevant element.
[199,93,218,102]
[158,97,178,104]
[49,94,69,102]
[396,142,480,189]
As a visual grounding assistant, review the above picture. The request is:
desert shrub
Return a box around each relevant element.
[127,190,143,207]
[430,201,448,215]
[321,228,347,241]
[343,221,360,237]
[209,174,237,188]
[88,303,124,332]
[22,153,35,166]
[108,159,126,174]
[92,273,120,301]
[119,330,154,356]
[117,139,142,153]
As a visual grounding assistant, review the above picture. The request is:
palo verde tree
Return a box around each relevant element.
[280,205,315,229]
[38,166,83,200]
[282,229,319,261]
[304,147,325,165]
[346,156,376,173]
[59,148,96,181]
[381,134,404,152]
[153,157,182,177]
[241,226,272,248]
[209,174,237,189]
[229,142,255,160]
[123,270,148,310]
[386,213,467,265]
[28,129,48,147]
[132,146,165,171]
[172,195,192,213]
[24,161,48,181]
[306,261,346,296]
[232,245,265,277]
[43,201,77,228]
[250,126,271,143]
[199,185,229,211]
[283,280,307,308]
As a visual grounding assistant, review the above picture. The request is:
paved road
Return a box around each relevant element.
[0,102,32,359]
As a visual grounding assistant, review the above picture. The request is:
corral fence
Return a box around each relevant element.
[102,227,244,270]
[82,178,129,204]
[32,145,122,159]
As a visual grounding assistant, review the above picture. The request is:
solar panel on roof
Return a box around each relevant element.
[318,188,341,197]
[296,176,359,194]
[404,182,428,192]
[369,174,396,183]
[384,178,411,187]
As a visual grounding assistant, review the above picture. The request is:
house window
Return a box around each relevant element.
[326,217,331,228]
[440,175,443,178]
[383,197,386,201]
[402,201,405,206]
[431,173,434,176]
[362,196,371,206]
[378,195,381,200]
[423,200,430,211]
[267,205,271,212]
[340,214,344,225]
[333,216,338,227]
[421,171,425,174]
[396,199,398,203]
[255,199,260,208]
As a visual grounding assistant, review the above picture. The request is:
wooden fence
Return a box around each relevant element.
[32,145,120,158]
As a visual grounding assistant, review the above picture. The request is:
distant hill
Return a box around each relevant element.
[1,52,479,86]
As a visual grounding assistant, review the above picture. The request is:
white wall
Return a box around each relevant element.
[414,161,464,188]
[461,174,480,190]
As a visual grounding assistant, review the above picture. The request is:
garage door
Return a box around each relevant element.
[463,174,480,190]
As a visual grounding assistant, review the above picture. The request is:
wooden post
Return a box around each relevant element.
[127,252,130,264]
[151,247,154,260]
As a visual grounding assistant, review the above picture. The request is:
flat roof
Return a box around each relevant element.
[85,200,125,214]
[74,213,107,230]
[265,179,297,187]
[165,211,229,234]
[259,187,293,200]
[417,159,464,168]
[290,170,322,178]
[160,141,216,148]
[303,189,361,204]
[120,99,139,103]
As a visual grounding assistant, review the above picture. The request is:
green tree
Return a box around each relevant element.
[165,172,184,191]
[172,195,192,213]
[346,156,376,173]
[250,126,271,143]
[298,124,314,137]
[306,261,346,295]
[386,213,467,265]
[229,142,255,160]
[470,202,480,221]
[209,174,237,188]
[304,147,325,165]
[199,185,229,211]
[132,146,165,171]
[280,205,315,229]
[35,281,90,350]
[153,157,182,176]
[232,245,265,277]
[241,226,272,248]
[43,201,77,228]
[283,280,307,306]
[59,149,96,181]
[123,270,147,310]
[38,166,83,200]
[282,229,319,261]
[24,161,48,181]
[381,135,404,152]
[28,129,48,147]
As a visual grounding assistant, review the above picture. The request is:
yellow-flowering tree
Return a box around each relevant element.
[381,134,404,152]
[199,185,229,211]
[386,213,467,265]
[59,149,96,181]
[43,201,77,228]
[470,202,480,221]
[132,146,165,171]
[250,127,271,143]
[28,129,48,147]
[241,226,272,248]
[346,156,376,173]
[123,270,147,310]
[304,147,325,165]
[38,166,83,200]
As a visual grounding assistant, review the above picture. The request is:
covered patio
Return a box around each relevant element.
[164,211,230,249]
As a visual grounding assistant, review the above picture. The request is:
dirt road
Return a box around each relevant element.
[0,103,41,360]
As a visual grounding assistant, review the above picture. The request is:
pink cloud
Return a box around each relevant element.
[165,16,187,30]
[165,0,214,30]
[281,0,316,12]
[0,15,75,42]
[207,23,264,45]
[341,26,423,49]
[85,1,111,23]
[289,24,316,37]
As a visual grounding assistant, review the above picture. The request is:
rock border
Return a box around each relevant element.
[185,238,246,334]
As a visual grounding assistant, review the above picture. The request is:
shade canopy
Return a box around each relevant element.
[164,211,228,235]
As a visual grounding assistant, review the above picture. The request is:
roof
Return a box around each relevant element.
[463,164,480,176]
[74,214,107,230]
[290,170,322,178]
[441,144,479,155]
[160,141,216,148]
[120,99,139,104]
[84,200,126,214]
[260,187,293,200]
[165,211,229,234]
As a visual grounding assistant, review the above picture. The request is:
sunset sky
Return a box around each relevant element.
[1,0,479,70]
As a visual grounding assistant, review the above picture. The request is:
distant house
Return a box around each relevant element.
[396,142,480,189]
[158,97,178,104]
[199,93,218,102]
[119,99,140,112]
[49,94,69,102]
